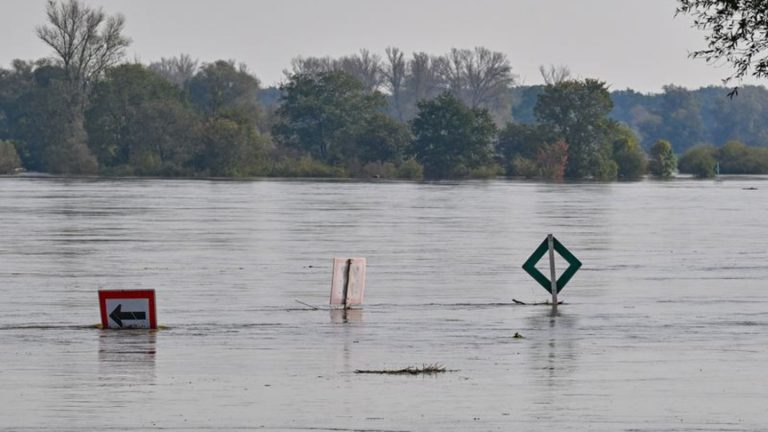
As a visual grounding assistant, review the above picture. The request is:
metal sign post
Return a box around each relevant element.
[547,234,558,310]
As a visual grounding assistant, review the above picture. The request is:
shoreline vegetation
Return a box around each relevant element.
[2,2,768,181]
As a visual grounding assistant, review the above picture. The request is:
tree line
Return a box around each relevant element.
[0,0,767,180]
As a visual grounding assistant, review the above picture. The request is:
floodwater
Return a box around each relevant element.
[1,176,767,431]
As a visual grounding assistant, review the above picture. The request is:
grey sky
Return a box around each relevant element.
[0,0,763,93]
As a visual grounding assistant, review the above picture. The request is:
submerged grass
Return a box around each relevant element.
[355,363,454,375]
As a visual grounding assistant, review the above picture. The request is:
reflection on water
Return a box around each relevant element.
[98,330,157,365]
[330,308,364,324]
[1,176,768,431]
[526,309,579,385]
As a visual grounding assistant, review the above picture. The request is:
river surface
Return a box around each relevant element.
[0,176,767,431]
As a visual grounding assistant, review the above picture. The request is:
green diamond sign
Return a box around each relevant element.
[522,235,582,294]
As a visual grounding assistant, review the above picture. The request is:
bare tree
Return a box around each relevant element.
[384,47,407,120]
[539,64,572,85]
[36,0,130,97]
[285,56,336,78]
[34,0,129,174]
[438,48,468,97]
[463,47,515,108]
[406,52,445,102]
[150,54,198,87]
[338,49,384,92]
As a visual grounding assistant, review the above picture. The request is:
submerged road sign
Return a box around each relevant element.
[522,235,582,295]
[99,289,157,329]
[330,257,366,308]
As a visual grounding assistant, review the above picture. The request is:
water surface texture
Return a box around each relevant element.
[1,177,767,431]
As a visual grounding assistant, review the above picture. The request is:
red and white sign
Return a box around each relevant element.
[99,289,157,329]
[330,257,366,307]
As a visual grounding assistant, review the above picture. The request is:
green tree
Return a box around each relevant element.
[195,108,268,177]
[124,100,202,175]
[648,139,677,178]
[534,79,616,179]
[10,65,97,173]
[86,64,191,170]
[496,122,557,176]
[678,144,718,178]
[710,86,768,145]
[272,71,386,164]
[356,113,412,165]
[611,124,647,180]
[188,60,262,120]
[410,92,497,178]
[650,85,706,153]
[677,0,768,86]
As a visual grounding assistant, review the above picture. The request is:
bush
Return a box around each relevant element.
[648,139,677,178]
[467,163,504,179]
[509,156,539,178]
[678,145,717,178]
[612,138,647,180]
[717,140,768,174]
[268,155,347,178]
[0,140,22,174]
[394,158,424,180]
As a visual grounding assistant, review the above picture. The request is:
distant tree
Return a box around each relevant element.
[35,0,130,174]
[677,0,768,87]
[126,100,202,175]
[273,71,386,164]
[384,47,407,121]
[710,85,768,145]
[401,52,445,118]
[534,79,617,179]
[678,144,718,178]
[196,109,268,177]
[86,64,189,169]
[509,85,544,124]
[436,47,514,122]
[149,54,198,88]
[650,85,706,152]
[0,140,21,174]
[648,139,677,178]
[337,49,384,93]
[188,60,261,118]
[37,0,130,98]
[0,60,44,145]
[410,92,497,178]
[10,65,97,173]
[356,113,412,164]
[539,64,571,85]
[286,56,336,77]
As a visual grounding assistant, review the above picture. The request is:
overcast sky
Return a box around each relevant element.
[0,0,764,93]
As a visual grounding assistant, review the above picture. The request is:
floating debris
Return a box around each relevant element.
[512,298,564,306]
[355,363,454,375]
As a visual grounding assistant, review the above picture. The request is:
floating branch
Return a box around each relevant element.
[355,363,454,375]
[512,298,564,306]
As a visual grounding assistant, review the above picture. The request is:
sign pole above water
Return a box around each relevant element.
[522,234,582,309]
[330,257,366,309]
[98,289,157,329]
